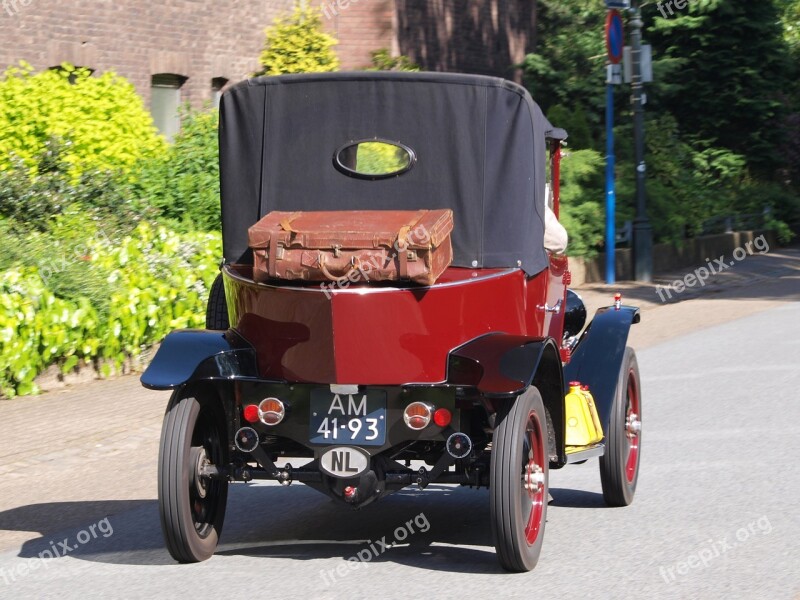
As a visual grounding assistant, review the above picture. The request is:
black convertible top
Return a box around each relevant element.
[219,71,560,276]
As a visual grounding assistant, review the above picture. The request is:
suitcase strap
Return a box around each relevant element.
[279,212,301,234]
[396,211,424,279]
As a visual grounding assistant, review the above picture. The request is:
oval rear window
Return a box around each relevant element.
[333,139,416,180]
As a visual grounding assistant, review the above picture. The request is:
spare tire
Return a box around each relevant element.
[205,274,229,330]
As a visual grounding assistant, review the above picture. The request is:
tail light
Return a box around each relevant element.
[243,404,260,423]
[258,398,285,426]
[403,402,433,430]
[433,408,452,427]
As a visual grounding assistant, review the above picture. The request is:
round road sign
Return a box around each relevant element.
[606,10,624,65]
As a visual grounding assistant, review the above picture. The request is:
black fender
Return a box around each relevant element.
[447,334,566,466]
[563,305,640,434]
[141,329,259,390]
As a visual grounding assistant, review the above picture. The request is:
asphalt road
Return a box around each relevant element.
[1,300,798,600]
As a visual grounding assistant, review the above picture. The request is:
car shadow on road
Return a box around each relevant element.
[548,487,607,508]
[2,499,173,566]
[2,483,509,573]
[215,482,505,574]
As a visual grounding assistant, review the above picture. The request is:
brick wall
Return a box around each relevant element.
[319,0,396,70]
[0,0,535,108]
[0,0,295,107]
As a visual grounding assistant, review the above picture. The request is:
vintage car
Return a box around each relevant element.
[141,72,642,572]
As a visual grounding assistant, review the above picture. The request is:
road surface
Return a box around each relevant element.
[1,250,798,599]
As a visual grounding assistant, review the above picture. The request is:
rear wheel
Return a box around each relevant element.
[490,387,549,572]
[159,389,229,562]
[205,274,229,330]
[599,347,642,506]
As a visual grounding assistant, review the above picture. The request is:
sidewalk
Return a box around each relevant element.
[575,245,800,349]
[0,246,798,553]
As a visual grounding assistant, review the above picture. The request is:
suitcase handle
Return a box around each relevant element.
[319,254,358,282]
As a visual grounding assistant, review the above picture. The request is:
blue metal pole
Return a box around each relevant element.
[605,81,616,284]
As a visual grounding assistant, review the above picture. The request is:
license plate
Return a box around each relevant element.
[309,389,386,446]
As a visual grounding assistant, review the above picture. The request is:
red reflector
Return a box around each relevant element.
[243,405,259,423]
[433,408,452,427]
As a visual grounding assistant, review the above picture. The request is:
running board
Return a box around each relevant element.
[565,443,605,463]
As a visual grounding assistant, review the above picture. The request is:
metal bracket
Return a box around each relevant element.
[538,298,563,314]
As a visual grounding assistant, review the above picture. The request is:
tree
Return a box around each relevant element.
[521,0,607,147]
[256,4,340,76]
[646,0,792,174]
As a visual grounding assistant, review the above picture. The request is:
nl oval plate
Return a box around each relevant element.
[319,446,370,479]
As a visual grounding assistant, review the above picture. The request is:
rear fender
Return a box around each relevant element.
[448,334,566,466]
[141,329,260,390]
[563,305,640,433]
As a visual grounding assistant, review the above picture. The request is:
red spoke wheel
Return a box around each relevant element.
[159,389,229,562]
[599,347,642,506]
[490,387,549,572]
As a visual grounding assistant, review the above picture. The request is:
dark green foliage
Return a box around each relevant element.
[547,105,594,151]
[522,0,606,146]
[129,108,220,232]
[525,0,799,255]
[646,0,791,174]
[0,138,149,234]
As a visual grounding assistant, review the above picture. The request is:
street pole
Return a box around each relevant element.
[605,81,616,284]
[630,3,652,282]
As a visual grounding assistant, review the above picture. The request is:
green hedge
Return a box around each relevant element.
[129,109,220,232]
[0,224,221,398]
[0,63,166,178]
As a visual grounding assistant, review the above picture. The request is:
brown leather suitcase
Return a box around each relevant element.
[248,210,454,286]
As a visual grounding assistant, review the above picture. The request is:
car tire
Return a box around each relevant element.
[490,386,549,572]
[205,273,229,330]
[599,347,642,507]
[159,389,229,563]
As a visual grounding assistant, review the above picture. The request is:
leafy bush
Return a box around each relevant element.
[256,4,340,76]
[368,49,420,72]
[130,108,220,232]
[0,63,166,178]
[557,149,605,258]
[0,215,115,317]
[0,139,151,234]
[0,224,221,398]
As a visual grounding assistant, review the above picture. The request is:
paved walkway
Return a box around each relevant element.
[0,246,797,553]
